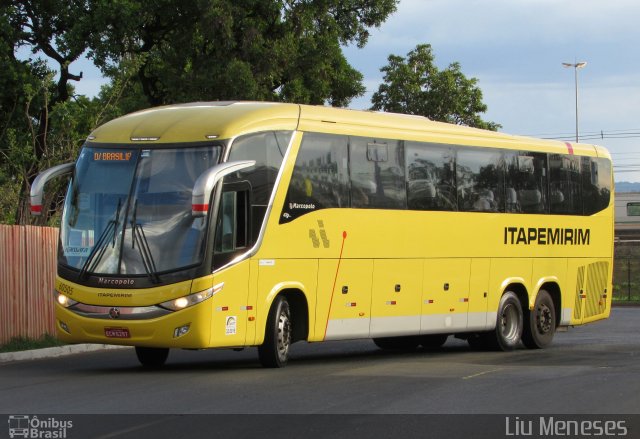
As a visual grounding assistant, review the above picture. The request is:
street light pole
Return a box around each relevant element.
[562,61,587,143]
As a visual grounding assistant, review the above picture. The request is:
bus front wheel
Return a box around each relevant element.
[258,296,292,368]
[488,291,523,351]
[135,347,169,368]
[522,290,556,349]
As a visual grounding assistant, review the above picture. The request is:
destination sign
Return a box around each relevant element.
[93,151,133,161]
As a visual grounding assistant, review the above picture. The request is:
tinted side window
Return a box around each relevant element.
[227,131,289,239]
[504,152,548,213]
[280,133,349,223]
[457,148,504,212]
[227,131,288,204]
[406,142,456,211]
[350,137,406,209]
[582,156,612,215]
[549,154,581,214]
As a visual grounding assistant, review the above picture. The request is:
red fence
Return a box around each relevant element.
[0,225,58,344]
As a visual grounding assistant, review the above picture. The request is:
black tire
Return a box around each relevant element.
[135,347,169,369]
[487,291,523,351]
[420,334,448,350]
[258,296,292,368]
[522,290,556,349]
[373,336,420,351]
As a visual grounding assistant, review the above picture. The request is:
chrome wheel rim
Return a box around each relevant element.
[500,302,521,343]
[276,309,291,361]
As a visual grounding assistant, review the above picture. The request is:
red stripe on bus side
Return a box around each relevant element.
[565,142,574,155]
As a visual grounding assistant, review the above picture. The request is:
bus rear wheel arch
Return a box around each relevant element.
[522,288,557,349]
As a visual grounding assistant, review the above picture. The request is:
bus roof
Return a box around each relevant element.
[88,102,300,144]
[87,101,608,158]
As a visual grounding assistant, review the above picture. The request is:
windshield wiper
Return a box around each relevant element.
[79,198,122,279]
[130,200,160,284]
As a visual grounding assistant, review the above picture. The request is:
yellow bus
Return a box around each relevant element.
[32,102,614,368]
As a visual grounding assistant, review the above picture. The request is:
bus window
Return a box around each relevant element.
[213,186,250,268]
[504,151,548,214]
[456,148,504,212]
[281,133,349,223]
[350,137,406,209]
[227,131,289,239]
[406,142,455,211]
[582,156,612,215]
[549,154,581,215]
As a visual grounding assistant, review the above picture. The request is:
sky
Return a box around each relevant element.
[341,0,640,182]
[41,0,640,182]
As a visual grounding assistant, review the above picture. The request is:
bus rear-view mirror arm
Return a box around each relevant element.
[30,162,75,216]
[192,160,256,217]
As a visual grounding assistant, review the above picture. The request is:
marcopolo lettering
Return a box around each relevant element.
[504,227,590,245]
[97,277,135,286]
[289,202,316,210]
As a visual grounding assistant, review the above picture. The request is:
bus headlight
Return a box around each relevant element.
[160,284,222,311]
[55,292,78,308]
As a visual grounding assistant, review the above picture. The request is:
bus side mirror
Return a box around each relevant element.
[192,160,255,217]
[30,162,75,216]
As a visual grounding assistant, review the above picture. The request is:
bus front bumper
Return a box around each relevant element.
[54,301,213,349]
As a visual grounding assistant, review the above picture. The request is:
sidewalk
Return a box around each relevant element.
[0,344,131,363]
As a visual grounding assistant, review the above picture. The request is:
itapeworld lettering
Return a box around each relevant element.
[504,227,590,245]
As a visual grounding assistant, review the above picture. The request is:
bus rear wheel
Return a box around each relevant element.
[522,290,556,349]
[487,291,523,351]
[135,347,169,368]
[258,296,292,368]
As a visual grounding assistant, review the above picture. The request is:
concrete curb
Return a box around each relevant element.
[0,344,131,364]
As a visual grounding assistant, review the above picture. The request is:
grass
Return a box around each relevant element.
[0,334,66,353]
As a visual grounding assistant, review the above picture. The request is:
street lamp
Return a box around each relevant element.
[562,61,587,143]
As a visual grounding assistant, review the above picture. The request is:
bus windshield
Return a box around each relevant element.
[60,145,221,276]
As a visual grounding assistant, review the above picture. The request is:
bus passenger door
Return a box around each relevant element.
[370,259,422,337]
[421,259,471,334]
[210,184,252,347]
[316,259,373,340]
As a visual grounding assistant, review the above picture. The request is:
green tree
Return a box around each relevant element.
[89,0,398,107]
[2,1,94,224]
[1,1,131,224]
[370,44,500,131]
[9,1,95,152]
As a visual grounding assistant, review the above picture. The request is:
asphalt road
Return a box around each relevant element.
[1,308,638,415]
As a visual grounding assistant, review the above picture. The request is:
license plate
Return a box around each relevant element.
[104,327,131,338]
